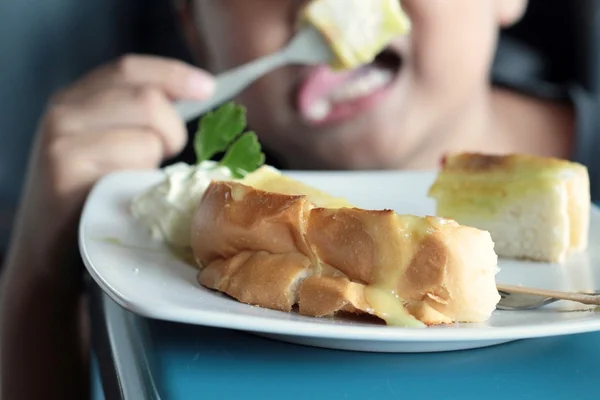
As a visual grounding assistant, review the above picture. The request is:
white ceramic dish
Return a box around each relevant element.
[79,170,600,353]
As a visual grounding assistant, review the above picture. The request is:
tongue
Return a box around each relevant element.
[297,65,363,119]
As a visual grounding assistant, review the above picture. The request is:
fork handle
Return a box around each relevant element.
[174,51,289,123]
[497,284,600,306]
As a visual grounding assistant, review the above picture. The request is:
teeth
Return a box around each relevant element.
[329,69,393,103]
[304,69,394,122]
[306,98,332,121]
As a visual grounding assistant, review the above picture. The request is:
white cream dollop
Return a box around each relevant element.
[130,161,232,248]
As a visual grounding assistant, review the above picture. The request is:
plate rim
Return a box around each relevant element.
[79,169,600,343]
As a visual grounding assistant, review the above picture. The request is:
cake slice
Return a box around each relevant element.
[428,153,590,263]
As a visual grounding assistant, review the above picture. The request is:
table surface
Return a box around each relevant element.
[91,286,600,400]
[92,202,600,400]
[149,320,598,400]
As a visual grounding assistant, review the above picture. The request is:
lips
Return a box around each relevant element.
[296,50,401,125]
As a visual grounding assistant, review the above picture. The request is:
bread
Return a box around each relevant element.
[300,0,411,70]
[428,153,590,263]
[190,179,500,327]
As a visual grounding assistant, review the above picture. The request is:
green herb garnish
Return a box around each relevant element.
[194,102,265,179]
[220,131,265,178]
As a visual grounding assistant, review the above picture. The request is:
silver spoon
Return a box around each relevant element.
[174,25,335,123]
[496,284,600,311]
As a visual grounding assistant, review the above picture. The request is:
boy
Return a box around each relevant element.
[0,1,593,398]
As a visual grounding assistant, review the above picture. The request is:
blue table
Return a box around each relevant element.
[92,291,598,400]
[152,322,597,400]
[91,202,600,400]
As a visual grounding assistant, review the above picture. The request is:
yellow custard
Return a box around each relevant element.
[240,166,353,209]
[362,214,432,328]
[428,153,589,219]
[363,287,425,328]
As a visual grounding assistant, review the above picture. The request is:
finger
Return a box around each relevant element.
[110,54,217,99]
[59,128,165,173]
[50,128,164,204]
[60,54,216,104]
[50,86,187,158]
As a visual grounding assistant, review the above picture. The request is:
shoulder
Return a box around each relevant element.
[490,1,600,201]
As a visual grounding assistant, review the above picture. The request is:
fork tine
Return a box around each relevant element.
[285,26,334,65]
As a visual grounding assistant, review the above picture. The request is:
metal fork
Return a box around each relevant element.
[496,284,600,311]
[174,25,334,123]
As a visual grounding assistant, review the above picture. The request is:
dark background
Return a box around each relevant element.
[0,0,598,260]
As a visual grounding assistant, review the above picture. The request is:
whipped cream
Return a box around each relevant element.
[130,161,232,248]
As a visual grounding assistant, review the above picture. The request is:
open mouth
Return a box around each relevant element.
[296,48,403,125]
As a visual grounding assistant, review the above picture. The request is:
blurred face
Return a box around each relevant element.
[184,0,527,169]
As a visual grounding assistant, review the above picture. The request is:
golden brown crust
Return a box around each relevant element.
[192,182,312,266]
[307,208,394,284]
[441,152,587,173]
[192,181,500,326]
[298,276,370,317]
[443,153,508,171]
[565,168,591,252]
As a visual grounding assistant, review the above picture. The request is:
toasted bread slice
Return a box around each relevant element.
[300,0,411,70]
[191,180,500,326]
[428,153,590,263]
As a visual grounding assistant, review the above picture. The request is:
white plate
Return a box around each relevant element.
[80,170,600,353]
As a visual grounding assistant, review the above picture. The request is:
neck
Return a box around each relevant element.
[401,87,495,170]
[402,85,575,170]
[489,87,575,159]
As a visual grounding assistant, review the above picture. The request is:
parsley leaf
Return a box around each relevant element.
[192,102,265,178]
[194,102,246,162]
[219,132,265,179]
